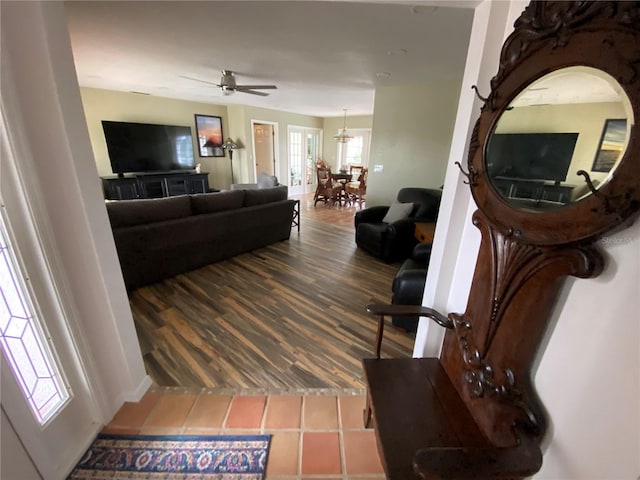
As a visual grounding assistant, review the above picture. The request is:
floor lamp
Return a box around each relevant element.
[222,138,239,184]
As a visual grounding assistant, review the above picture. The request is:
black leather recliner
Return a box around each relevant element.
[391,243,432,332]
[354,188,441,262]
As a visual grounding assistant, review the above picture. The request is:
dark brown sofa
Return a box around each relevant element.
[106,186,295,290]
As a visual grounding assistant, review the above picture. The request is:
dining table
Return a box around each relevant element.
[330,172,354,205]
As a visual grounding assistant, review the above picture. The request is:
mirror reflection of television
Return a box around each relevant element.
[487,133,579,183]
[102,121,195,175]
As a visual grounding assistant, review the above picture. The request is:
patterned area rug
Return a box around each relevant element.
[68,433,271,479]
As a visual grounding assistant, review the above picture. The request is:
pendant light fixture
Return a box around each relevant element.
[333,108,353,143]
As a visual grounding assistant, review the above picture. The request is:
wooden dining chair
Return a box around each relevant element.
[346,168,367,208]
[349,164,364,181]
[313,167,343,206]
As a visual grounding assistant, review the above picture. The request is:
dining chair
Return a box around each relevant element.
[314,167,343,206]
[349,164,364,181]
[346,168,367,208]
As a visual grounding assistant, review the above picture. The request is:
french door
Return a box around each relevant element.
[288,126,322,195]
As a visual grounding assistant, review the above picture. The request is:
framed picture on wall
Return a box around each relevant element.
[194,114,224,157]
[591,118,627,172]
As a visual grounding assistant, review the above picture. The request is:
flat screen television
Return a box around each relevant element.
[102,120,195,176]
[486,132,579,183]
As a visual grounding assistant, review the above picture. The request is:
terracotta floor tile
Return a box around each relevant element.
[225,396,266,429]
[184,394,231,428]
[144,393,196,428]
[343,430,384,474]
[138,426,184,435]
[339,395,367,430]
[265,432,300,476]
[301,432,341,475]
[182,428,222,435]
[303,396,338,430]
[100,426,140,435]
[108,391,160,428]
[264,396,302,429]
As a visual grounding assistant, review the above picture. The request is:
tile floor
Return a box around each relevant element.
[102,389,385,479]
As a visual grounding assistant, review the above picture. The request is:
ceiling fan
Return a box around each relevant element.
[182,70,277,96]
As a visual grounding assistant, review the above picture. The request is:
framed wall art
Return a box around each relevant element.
[592,118,627,172]
[194,114,224,157]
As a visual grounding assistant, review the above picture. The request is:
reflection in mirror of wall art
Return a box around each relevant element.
[592,118,627,173]
[195,114,225,157]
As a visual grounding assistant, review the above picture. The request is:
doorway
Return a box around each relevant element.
[288,126,322,196]
[251,121,277,180]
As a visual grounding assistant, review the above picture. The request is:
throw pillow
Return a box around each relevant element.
[257,173,279,188]
[382,202,413,223]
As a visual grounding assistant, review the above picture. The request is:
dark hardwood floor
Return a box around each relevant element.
[129,193,414,394]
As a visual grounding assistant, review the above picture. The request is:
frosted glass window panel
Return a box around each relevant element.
[289,130,304,187]
[0,216,69,425]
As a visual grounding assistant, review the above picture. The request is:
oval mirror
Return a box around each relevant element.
[485,66,633,211]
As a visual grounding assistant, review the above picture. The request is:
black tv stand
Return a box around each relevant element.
[101,171,210,200]
[492,177,574,205]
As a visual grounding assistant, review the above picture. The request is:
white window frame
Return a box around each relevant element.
[337,128,372,170]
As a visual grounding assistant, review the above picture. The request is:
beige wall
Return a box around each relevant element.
[239,106,323,187]
[322,115,373,169]
[366,81,462,206]
[80,88,324,190]
[80,87,230,190]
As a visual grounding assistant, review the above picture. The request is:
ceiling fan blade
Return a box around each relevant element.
[179,75,221,87]
[236,85,278,90]
[237,89,271,97]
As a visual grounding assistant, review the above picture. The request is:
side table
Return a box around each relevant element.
[414,222,435,244]
[292,199,300,232]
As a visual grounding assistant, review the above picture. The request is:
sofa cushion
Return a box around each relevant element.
[191,190,245,214]
[106,196,191,228]
[243,185,288,207]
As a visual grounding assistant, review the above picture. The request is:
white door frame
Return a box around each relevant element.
[250,119,279,183]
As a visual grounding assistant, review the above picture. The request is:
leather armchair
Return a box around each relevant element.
[391,243,432,332]
[354,188,441,262]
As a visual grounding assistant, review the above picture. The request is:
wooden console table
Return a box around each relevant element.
[414,222,436,244]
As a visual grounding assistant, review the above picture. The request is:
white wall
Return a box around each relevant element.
[418,0,640,478]
[1,409,40,480]
[536,221,640,479]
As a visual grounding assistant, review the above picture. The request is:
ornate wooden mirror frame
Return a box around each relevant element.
[453,0,640,452]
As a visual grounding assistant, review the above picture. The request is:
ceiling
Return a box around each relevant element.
[64,1,476,118]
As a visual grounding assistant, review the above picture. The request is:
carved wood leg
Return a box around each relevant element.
[363,390,373,428]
